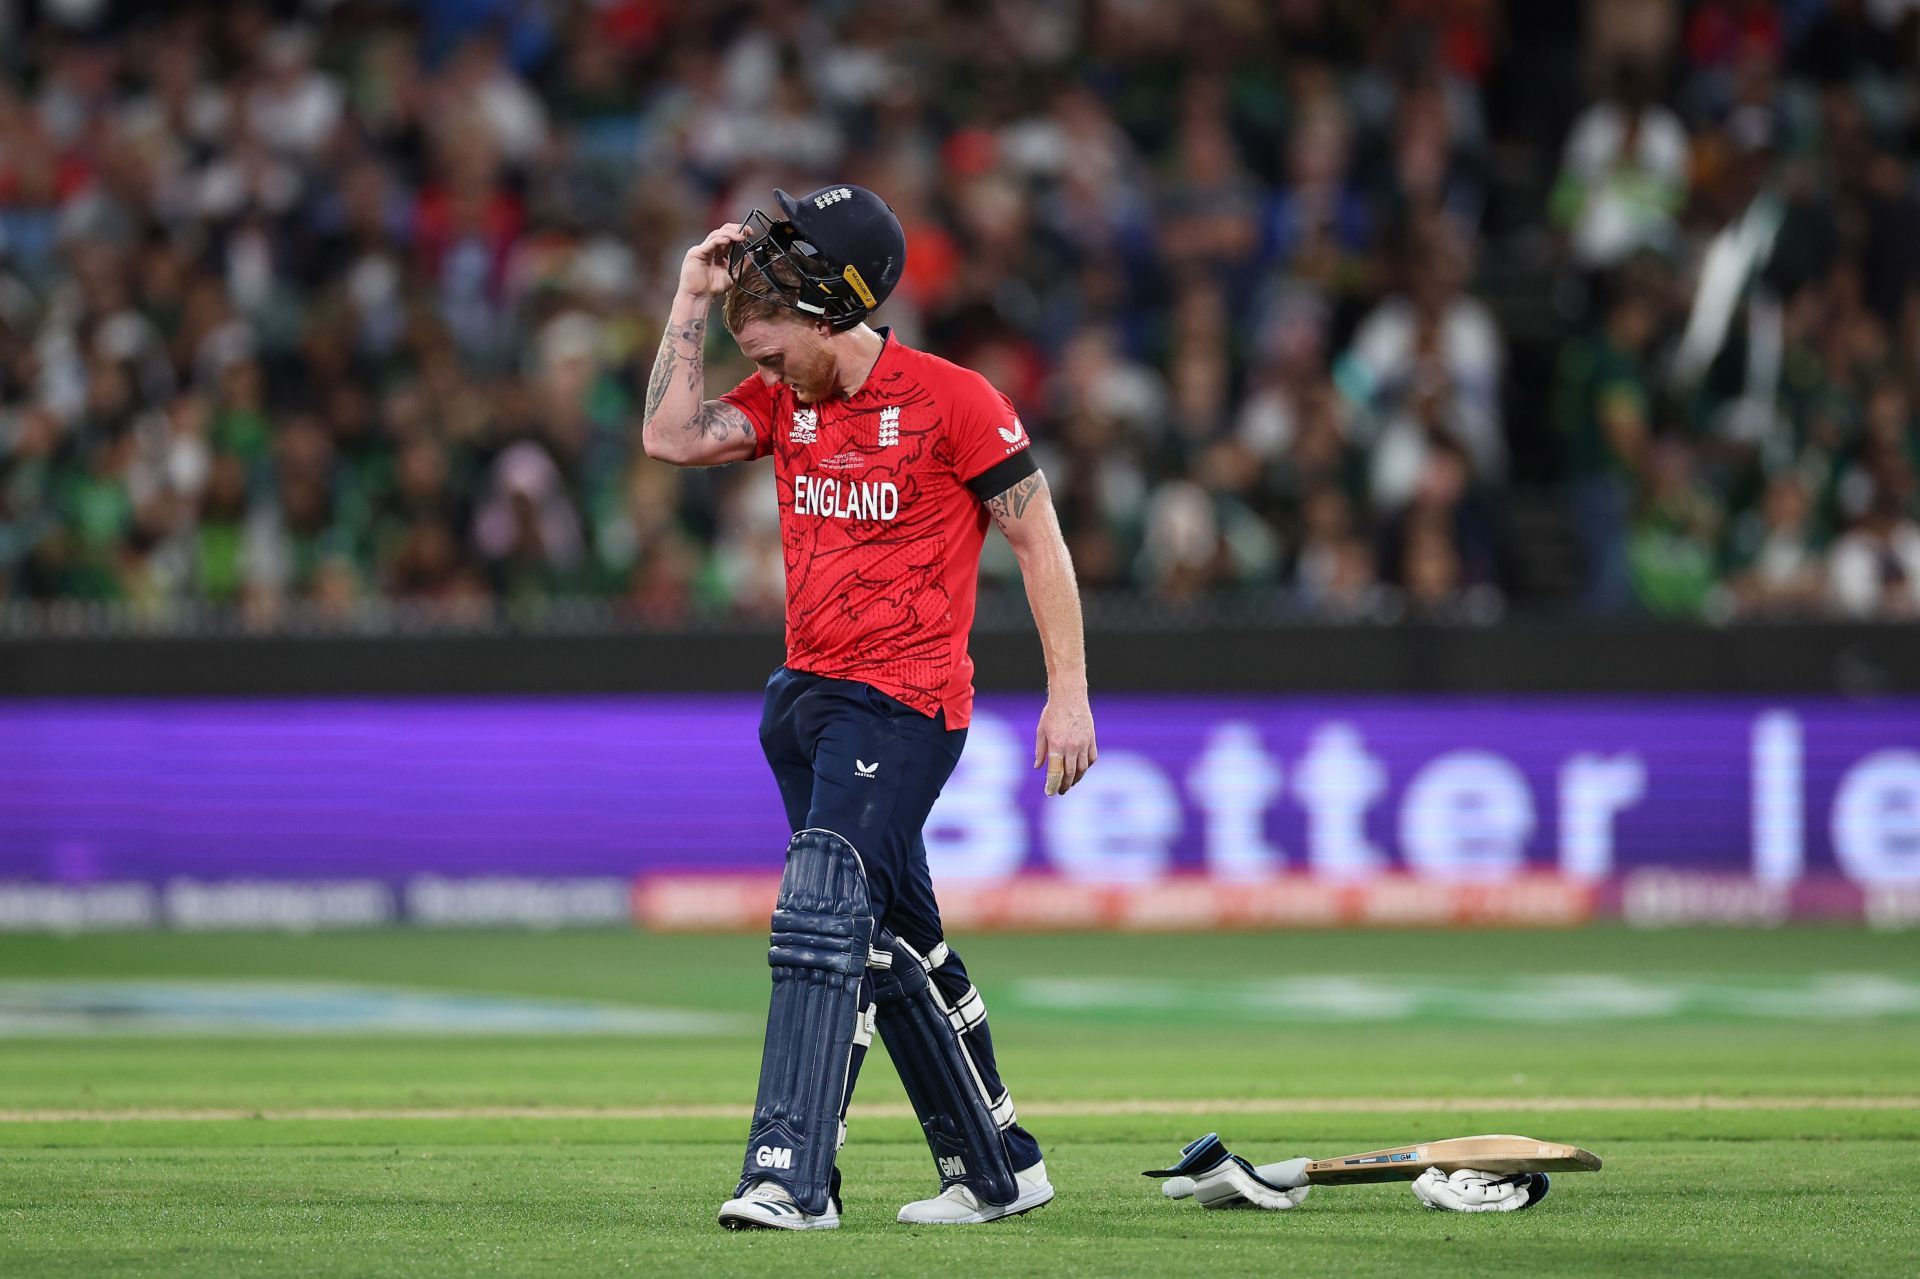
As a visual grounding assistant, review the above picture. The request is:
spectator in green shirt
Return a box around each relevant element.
[1553,284,1658,613]
[1630,441,1725,618]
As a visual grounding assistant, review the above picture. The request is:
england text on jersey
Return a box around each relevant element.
[793,474,900,521]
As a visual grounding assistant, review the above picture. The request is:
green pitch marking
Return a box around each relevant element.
[1010,972,1920,1023]
[0,980,753,1036]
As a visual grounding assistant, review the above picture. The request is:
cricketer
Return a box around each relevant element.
[640,183,1097,1229]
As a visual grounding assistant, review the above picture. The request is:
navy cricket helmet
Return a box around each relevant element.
[727,184,906,331]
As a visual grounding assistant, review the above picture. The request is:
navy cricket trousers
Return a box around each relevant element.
[758,666,1042,1172]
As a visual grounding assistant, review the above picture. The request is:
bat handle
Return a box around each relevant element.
[1253,1157,1312,1190]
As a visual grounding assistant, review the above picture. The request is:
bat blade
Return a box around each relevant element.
[1304,1134,1602,1185]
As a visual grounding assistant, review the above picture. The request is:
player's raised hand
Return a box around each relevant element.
[678,223,747,298]
[1035,690,1096,796]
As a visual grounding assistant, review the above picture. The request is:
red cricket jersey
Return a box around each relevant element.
[721,330,1037,728]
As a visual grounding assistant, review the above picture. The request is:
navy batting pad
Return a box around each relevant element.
[737,829,875,1215]
[870,933,1019,1206]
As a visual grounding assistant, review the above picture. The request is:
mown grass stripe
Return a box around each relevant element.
[2,1095,1914,1122]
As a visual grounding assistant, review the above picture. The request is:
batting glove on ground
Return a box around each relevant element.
[1411,1167,1550,1212]
[1144,1134,1312,1211]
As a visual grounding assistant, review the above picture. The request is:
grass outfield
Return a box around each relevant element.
[1,927,1916,1276]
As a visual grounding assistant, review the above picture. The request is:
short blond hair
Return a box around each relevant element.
[722,283,800,333]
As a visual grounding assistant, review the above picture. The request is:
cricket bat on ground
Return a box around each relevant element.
[1148,1133,1602,1197]
[1276,1134,1602,1188]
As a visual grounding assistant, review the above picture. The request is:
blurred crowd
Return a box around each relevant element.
[0,0,1917,628]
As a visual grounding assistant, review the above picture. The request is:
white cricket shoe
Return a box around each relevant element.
[716,1180,841,1231]
[896,1161,1054,1225]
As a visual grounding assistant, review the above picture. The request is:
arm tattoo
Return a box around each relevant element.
[690,400,754,441]
[986,472,1045,532]
[643,316,707,428]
